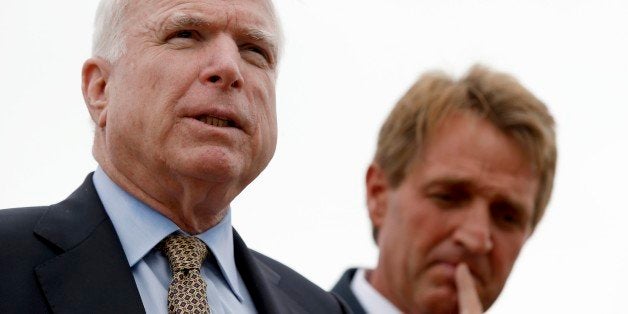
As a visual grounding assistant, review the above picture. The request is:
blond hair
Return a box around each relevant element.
[375,65,556,230]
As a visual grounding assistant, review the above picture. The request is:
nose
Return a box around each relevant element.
[198,35,244,90]
[453,204,494,255]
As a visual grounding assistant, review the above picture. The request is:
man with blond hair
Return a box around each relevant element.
[0,0,347,313]
[332,65,556,314]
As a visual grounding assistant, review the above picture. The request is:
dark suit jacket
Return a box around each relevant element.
[0,174,347,313]
[331,268,366,314]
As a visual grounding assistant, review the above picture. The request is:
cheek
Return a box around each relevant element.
[134,50,198,94]
[489,234,527,285]
[378,206,442,307]
[264,100,278,147]
[395,200,447,254]
[256,79,276,121]
[250,74,277,146]
[382,197,436,270]
[257,103,277,167]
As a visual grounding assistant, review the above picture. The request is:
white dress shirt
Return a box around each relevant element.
[351,268,402,314]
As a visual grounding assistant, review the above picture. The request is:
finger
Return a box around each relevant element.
[455,263,483,314]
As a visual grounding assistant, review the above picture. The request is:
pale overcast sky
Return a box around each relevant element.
[1,1,627,313]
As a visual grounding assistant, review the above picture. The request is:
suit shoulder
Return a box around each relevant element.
[0,206,49,236]
[0,206,56,257]
[0,206,57,309]
[251,251,349,313]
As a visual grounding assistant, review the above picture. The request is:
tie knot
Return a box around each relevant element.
[161,234,208,272]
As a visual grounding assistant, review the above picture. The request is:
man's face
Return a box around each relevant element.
[102,0,279,191]
[368,112,539,313]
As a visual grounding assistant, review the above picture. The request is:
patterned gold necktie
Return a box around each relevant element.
[161,234,211,314]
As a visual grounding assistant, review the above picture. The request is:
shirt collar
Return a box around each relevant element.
[193,204,245,301]
[351,268,402,314]
[93,167,245,301]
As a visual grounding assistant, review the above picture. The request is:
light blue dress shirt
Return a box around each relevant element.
[93,168,257,314]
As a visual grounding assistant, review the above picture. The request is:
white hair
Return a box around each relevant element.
[263,0,285,62]
[92,0,130,62]
[91,0,283,63]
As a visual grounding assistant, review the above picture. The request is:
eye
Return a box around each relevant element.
[497,210,516,223]
[490,201,525,228]
[240,44,272,67]
[429,190,469,209]
[243,44,266,56]
[428,184,470,208]
[175,30,193,38]
[166,30,200,42]
[432,193,455,203]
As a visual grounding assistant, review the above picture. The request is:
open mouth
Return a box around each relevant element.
[194,114,237,128]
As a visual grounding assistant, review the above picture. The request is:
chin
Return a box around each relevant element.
[175,152,243,183]
[413,287,458,314]
[416,301,458,314]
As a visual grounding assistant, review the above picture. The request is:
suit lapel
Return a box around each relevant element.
[232,230,286,314]
[33,174,144,314]
[331,269,367,314]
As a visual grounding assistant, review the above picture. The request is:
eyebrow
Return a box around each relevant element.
[423,176,471,191]
[164,13,279,56]
[166,13,210,29]
[245,28,277,46]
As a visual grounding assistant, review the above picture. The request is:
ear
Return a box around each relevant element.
[82,57,111,128]
[366,163,391,234]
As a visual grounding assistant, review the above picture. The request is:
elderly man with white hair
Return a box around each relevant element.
[0,0,348,313]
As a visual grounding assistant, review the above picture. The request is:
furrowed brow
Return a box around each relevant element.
[159,13,279,58]
[424,177,470,190]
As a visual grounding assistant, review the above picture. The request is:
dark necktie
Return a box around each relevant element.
[161,234,211,314]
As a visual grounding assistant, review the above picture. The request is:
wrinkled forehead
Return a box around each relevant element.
[124,0,279,31]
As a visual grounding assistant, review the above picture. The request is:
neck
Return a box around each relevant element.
[369,266,409,313]
[96,156,235,234]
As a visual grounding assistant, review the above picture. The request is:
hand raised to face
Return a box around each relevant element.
[456,263,484,314]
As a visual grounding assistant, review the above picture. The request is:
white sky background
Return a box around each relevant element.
[1,0,627,313]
